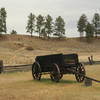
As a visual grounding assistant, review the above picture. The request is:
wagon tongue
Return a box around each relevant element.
[67,68,100,83]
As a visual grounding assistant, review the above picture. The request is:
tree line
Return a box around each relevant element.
[77,13,100,40]
[0,8,7,34]
[0,7,100,41]
[26,13,65,39]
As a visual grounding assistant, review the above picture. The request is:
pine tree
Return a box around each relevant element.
[92,13,100,37]
[36,14,45,38]
[54,16,65,38]
[0,8,7,34]
[41,28,47,39]
[45,15,53,38]
[85,23,95,42]
[77,14,87,38]
[0,15,3,34]
[26,13,35,37]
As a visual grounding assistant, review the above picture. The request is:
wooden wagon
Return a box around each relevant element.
[32,53,85,82]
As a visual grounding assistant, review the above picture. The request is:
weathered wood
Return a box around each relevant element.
[3,68,31,73]
[88,57,93,65]
[4,66,31,72]
[83,61,100,65]
[84,78,92,86]
[3,64,32,73]
[0,60,3,74]
[4,64,32,68]
[91,55,94,63]
[4,66,32,70]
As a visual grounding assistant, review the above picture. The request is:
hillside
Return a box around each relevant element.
[0,34,100,100]
[0,34,100,65]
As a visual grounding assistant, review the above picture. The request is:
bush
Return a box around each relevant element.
[26,46,34,51]
[10,30,17,35]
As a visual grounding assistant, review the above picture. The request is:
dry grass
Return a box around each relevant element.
[0,35,100,100]
[0,35,100,65]
[0,65,100,100]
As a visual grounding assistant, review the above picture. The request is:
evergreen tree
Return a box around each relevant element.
[41,28,47,39]
[0,15,3,34]
[77,14,87,38]
[10,30,17,35]
[36,14,45,38]
[85,23,95,42]
[54,16,65,38]
[0,8,7,34]
[26,13,35,37]
[92,13,100,37]
[45,14,53,38]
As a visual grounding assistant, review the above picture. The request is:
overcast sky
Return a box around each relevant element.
[0,0,100,37]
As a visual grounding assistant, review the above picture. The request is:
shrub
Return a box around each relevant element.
[10,30,17,35]
[26,46,34,51]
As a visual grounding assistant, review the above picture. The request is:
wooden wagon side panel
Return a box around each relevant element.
[62,54,79,67]
[35,54,63,72]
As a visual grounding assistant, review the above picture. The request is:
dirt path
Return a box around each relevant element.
[7,47,25,64]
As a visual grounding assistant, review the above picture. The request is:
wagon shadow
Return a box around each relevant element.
[32,78,77,84]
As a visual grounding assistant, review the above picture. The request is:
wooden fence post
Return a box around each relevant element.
[88,57,92,65]
[0,60,3,74]
[91,55,94,63]
[84,78,92,86]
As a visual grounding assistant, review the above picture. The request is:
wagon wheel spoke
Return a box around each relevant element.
[32,62,42,80]
[50,63,61,82]
[75,63,86,82]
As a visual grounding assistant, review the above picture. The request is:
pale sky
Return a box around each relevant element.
[0,0,100,37]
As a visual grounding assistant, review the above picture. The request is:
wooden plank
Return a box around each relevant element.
[4,64,32,68]
[0,60,3,74]
[82,61,100,65]
[4,68,31,73]
[4,66,32,70]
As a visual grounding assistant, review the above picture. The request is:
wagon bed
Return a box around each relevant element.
[35,53,63,72]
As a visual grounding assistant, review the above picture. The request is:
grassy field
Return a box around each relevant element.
[0,35,100,65]
[0,35,100,100]
[0,65,100,100]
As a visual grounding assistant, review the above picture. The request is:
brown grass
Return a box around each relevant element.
[25,46,34,51]
[0,65,100,100]
[0,35,100,65]
[0,34,100,100]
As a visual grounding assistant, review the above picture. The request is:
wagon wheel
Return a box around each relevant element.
[32,62,42,80]
[50,63,61,82]
[50,71,63,81]
[75,63,86,82]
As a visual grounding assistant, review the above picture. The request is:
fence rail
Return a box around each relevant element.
[0,60,32,73]
[4,64,32,73]
[0,60,100,74]
[82,61,100,65]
